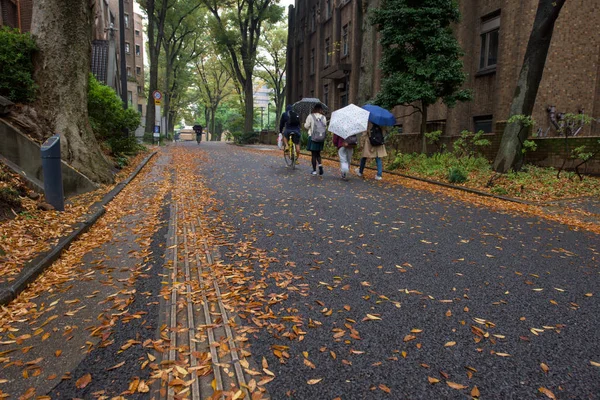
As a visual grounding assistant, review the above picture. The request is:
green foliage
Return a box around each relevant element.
[522,140,538,155]
[388,152,417,170]
[424,130,446,153]
[371,0,472,110]
[453,130,491,159]
[490,186,508,195]
[0,27,37,103]
[87,74,141,154]
[507,114,535,128]
[447,166,468,183]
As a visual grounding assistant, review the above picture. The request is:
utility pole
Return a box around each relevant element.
[118,0,128,110]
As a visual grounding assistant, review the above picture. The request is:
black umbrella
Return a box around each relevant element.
[292,98,328,121]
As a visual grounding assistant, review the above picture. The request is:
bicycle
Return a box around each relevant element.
[283,132,299,169]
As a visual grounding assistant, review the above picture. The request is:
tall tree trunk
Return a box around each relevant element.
[31,0,113,183]
[493,0,566,173]
[421,103,428,154]
[163,53,172,138]
[244,78,254,133]
[210,106,217,141]
[144,0,167,138]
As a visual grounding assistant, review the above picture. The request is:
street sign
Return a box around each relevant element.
[153,125,160,138]
[153,90,162,105]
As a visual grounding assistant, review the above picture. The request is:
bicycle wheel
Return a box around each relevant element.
[290,148,296,169]
[284,147,293,167]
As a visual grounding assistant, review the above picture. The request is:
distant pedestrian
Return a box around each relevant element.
[304,104,327,175]
[356,123,387,180]
[279,105,302,162]
[333,133,357,180]
[193,124,203,144]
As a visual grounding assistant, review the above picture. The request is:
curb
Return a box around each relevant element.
[0,151,157,306]
[299,151,538,206]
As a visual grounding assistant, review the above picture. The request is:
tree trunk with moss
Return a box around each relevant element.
[493,0,566,173]
[31,0,113,183]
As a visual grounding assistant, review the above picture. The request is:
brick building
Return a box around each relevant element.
[286,0,600,144]
[0,0,32,32]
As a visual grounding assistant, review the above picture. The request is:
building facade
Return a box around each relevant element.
[286,0,600,142]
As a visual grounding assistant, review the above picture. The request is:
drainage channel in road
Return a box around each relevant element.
[156,190,265,399]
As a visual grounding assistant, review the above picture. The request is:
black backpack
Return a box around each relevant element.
[369,124,385,146]
[287,110,300,126]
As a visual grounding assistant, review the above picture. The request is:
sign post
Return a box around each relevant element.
[153,91,162,144]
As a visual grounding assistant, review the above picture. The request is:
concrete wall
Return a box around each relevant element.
[0,120,98,197]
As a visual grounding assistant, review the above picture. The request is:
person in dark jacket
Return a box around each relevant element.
[279,105,301,161]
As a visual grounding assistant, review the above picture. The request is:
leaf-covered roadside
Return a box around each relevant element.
[0,150,152,283]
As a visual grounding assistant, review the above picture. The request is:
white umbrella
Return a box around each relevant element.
[327,104,370,139]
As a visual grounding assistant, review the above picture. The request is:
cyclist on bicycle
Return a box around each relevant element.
[279,105,301,161]
[193,124,203,144]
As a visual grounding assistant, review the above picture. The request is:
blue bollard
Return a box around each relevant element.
[40,134,65,211]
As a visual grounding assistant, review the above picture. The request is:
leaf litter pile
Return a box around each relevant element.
[0,151,153,283]
[0,149,169,399]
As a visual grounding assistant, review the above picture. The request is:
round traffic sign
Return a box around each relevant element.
[153,91,162,100]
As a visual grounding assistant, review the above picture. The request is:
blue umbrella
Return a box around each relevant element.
[362,104,396,126]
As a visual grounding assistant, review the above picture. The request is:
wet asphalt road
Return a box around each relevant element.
[199,142,599,400]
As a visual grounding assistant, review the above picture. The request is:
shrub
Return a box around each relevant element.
[232,131,259,144]
[448,166,468,183]
[0,27,37,103]
[87,74,140,154]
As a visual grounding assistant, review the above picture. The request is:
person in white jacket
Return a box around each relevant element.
[304,104,327,175]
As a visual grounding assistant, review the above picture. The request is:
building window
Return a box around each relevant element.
[127,66,132,77]
[135,29,140,37]
[323,84,329,106]
[137,85,142,94]
[299,56,303,82]
[135,44,141,56]
[426,119,446,134]
[138,104,143,114]
[127,91,133,105]
[125,42,130,54]
[479,14,500,71]
[474,115,493,133]
[325,0,332,19]
[342,25,349,57]
[124,14,129,28]
[310,7,316,32]
[310,48,315,74]
[325,38,330,66]
[136,66,141,75]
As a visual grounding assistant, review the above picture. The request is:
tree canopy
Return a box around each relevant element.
[372,0,471,149]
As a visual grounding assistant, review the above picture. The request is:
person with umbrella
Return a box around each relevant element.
[356,122,388,180]
[355,105,395,180]
[279,105,302,162]
[303,103,327,175]
[327,104,370,180]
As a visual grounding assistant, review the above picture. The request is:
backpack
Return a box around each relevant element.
[287,110,300,126]
[311,115,327,142]
[344,134,358,147]
[369,124,385,146]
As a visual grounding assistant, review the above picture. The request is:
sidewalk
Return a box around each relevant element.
[0,145,267,399]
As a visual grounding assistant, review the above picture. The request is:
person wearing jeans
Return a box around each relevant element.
[356,124,387,180]
[333,133,355,180]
